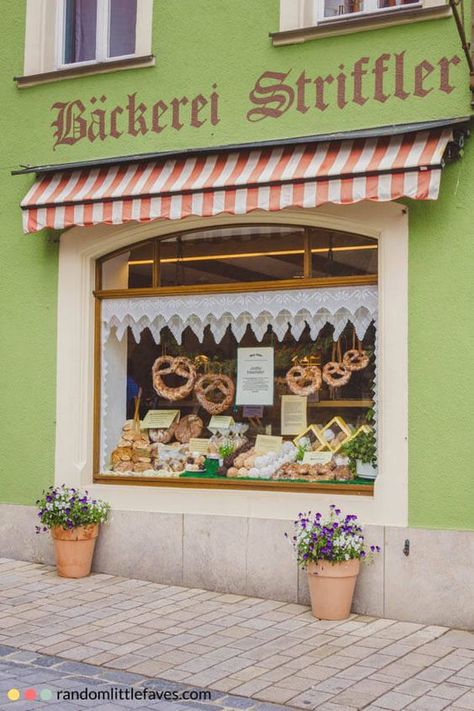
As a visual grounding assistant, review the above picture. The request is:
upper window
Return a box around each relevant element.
[276,0,446,35]
[21,0,153,81]
[62,0,138,66]
[318,0,419,21]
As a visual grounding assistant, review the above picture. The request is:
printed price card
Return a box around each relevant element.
[141,410,180,429]
[208,415,235,430]
[188,438,210,454]
[255,434,283,455]
[302,451,333,465]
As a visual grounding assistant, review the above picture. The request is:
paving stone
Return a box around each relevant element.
[288,689,333,709]
[453,691,474,709]
[375,691,414,710]
[394,678,435,696]
[414,666,453,683]
[429,681,471,701]
[253,685,298,703]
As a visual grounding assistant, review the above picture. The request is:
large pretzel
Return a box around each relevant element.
[342,349,370,372]
[286,365,322,396]
[152,356,197,401]
[195,374,235,415]
[323,362,352,388]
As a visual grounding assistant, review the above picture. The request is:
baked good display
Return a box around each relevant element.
[148,421,178,444]
[286,365,322,396]
[110,420,152,475]
[342,348,370,371]
[195,374,235,414]
[322,361,352,388]
[174,414,204,443]
[152,356,197,401]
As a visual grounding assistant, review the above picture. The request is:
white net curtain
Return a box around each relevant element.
[101,286,378,345]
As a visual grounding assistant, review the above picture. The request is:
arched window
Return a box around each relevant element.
[96,223,378,491]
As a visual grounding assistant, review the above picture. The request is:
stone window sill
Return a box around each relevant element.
[270,5,451,45]
[15,55,155,89]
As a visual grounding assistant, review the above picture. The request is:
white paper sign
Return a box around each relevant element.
[281,395,307,435]
[303,451,333,465]
[236,347,274,406]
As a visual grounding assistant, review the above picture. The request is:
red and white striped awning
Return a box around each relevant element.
[21,128,452,234]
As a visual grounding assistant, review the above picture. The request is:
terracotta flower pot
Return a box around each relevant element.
[50,524,99,578]
[307,559,360,620]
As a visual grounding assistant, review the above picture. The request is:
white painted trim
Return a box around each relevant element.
[55,202,408,527]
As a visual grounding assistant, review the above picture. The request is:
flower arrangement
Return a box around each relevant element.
[218,441,235,459]
[286,505,380,567]
[341,429,377,474]
[36,485,110,533]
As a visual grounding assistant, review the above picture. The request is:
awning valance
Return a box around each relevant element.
[21,128,452,234]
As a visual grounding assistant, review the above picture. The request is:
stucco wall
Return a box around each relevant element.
[408,137,474,530]
[0,0,473,531]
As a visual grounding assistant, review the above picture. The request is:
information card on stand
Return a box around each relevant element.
[141,410,180,429]
[236,347,274,406]
[281,395,307,435]
[188,438,210,454]
[208,415,235,430]
[255,434,283,454]
[302,451,333,465]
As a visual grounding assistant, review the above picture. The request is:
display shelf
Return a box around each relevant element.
[308,399,373,408]
[94,472,374,495]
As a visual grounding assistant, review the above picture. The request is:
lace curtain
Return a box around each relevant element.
[101,286,378,345]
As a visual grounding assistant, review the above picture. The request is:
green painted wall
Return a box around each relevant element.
[408,137,474,530]
[0,0,473,522]
[6,0,473,165]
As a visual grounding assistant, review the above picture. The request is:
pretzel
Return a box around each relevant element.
[195,374,235,415]
[343,348,370,372]
[152,356,196,401]
[286,365,322,396]
[322,362,352,388]
[175,415,204,443]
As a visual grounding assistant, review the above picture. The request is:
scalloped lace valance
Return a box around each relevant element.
[102,285,378,344]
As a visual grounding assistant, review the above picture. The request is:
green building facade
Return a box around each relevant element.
[1,0,473,625]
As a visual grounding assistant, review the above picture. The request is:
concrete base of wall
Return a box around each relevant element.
[1,504,473,629]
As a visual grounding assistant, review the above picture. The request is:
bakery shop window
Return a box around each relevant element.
[96,224,378,488]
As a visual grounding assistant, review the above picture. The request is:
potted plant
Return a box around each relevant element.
[286,505,380,620]
[341,429,377,479]
[36,485,110,578]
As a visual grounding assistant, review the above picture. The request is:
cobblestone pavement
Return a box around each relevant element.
[1,558,474,710]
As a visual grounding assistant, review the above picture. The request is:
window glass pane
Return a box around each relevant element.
[159,226,306,287]
[378,0,417,6]
[64,0,97,64]
[101,317,377,483]
[323,0,365,17]
[311,229,377,278]
[109,0,137,57]
[101,242,154,289]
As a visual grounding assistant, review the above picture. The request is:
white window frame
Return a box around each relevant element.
[54,201,408,527]
[56,0,139,69]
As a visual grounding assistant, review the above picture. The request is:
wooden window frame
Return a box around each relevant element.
[93,223,377,494]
